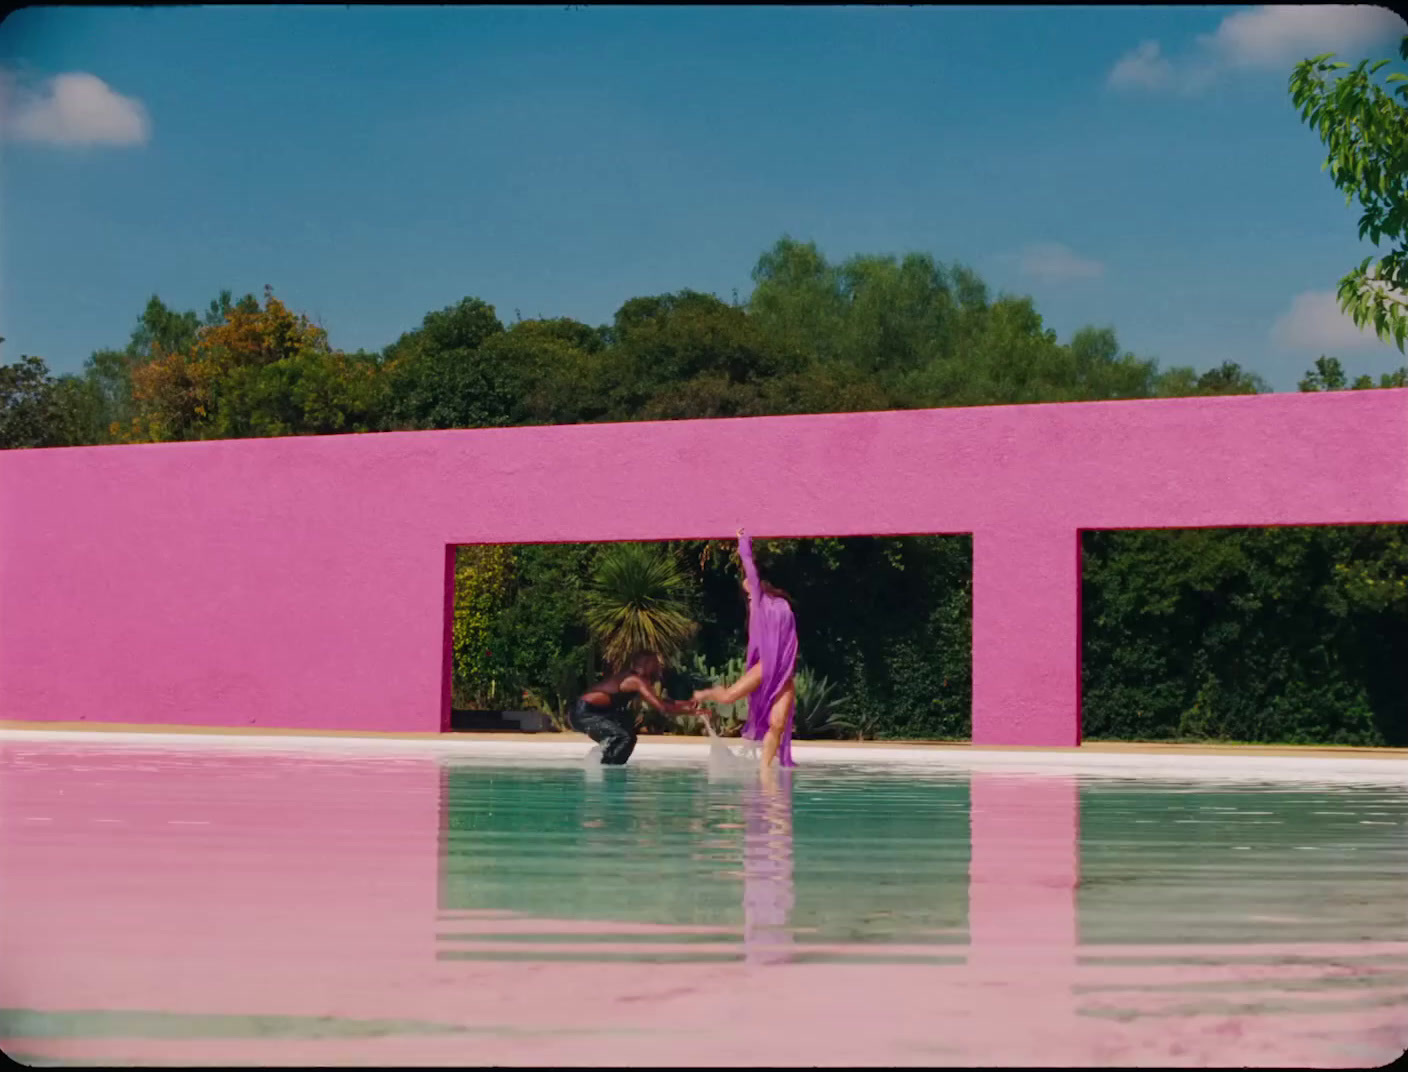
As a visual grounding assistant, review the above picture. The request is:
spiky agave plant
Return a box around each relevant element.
[583,542,698,672]
[792,667,856,740]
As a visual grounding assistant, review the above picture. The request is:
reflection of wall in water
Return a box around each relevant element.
[1077,785,1408,945]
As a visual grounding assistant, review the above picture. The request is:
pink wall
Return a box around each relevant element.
[2,390,1406,743]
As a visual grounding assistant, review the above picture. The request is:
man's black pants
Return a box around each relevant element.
[569,699,637,765]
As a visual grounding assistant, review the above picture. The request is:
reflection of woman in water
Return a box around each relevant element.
[693,529,799,769]
[743,768,795,965]
[570,651,700,765]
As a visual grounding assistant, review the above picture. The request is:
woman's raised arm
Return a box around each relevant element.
[738,527,760,601]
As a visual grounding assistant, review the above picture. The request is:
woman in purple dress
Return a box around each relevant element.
[693,529,799,770]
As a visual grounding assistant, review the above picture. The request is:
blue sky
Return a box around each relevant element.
[2,5,1406,390]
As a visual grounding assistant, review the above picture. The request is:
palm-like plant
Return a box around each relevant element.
[583,543,698,671]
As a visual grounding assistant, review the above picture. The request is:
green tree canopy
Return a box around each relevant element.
[746,237,1168,409]
[1290,34,1408,352]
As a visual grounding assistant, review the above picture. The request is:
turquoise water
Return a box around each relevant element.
[1077,783,1408,947]
[441,765,970,945]
[440,764,1407,952]
[3,741,1406,1066]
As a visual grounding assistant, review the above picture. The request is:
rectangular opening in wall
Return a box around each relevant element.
[1079,523,1408,747]
[442,533,973,743]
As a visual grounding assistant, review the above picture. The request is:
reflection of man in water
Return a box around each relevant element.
[743,768,795,966]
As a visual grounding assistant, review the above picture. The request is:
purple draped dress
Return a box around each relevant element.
[739,533,799,768]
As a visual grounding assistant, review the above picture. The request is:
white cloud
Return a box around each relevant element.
[1206,4,1406,69]
[1109,40,1179,91]
[1108,5,1408,94]
[1017,243,1105,283]
[1271,289,1388,351]
[0,71,150,147]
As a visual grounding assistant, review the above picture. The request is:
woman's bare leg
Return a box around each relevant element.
[760,761,779,793]
[760,681,795,770]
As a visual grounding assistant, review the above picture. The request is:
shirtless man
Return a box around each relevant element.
[571,651,701,765]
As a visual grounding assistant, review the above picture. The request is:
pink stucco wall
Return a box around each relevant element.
[2,390,1406,744]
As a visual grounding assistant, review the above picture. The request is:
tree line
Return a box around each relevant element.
[17,238,1404,450]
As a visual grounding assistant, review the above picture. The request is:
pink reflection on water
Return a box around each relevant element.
[0,748,442,1014]
[1,742,1404,1067]
[970,772,1078,955]
[966,773,1080,1056]
[743,769,795,966]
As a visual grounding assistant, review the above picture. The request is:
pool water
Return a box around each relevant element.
[2,739,1405,1066]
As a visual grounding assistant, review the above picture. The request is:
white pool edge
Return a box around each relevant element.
[3,727,1405,785]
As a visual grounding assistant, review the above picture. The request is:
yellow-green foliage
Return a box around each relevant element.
[452,544,515,707]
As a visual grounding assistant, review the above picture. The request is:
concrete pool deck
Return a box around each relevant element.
[3,721,1405,784]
